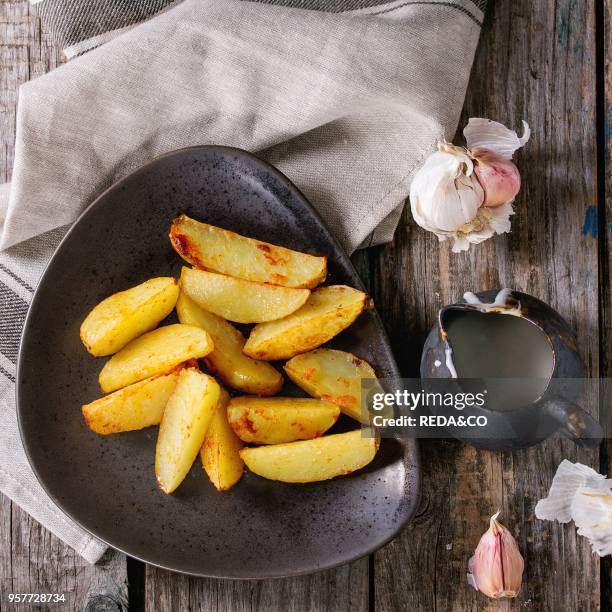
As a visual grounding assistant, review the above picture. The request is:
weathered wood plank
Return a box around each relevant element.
[1,1,606,611]
[7,515,128,611]
[144,561,369,612]
[0,3,129,611]
[373,1,601,610]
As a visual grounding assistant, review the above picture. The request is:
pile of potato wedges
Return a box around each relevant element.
[80,215,380,494]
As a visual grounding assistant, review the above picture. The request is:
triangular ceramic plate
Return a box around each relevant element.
[18,146,420,578]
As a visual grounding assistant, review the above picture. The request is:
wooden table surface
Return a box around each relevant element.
[1,1,610,610]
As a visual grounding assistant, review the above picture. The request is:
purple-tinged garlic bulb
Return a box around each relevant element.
[409,118,530,252]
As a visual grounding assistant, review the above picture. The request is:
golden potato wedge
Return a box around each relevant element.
[156,368,220,493]
[284,349,382,422]
[227,397,340,444]
[243,286,367,361]
[180,267,310,324]
[170,215,326,288]
[99,323,213,393]
[201,389,244,491]
[83,368,182,434]
[240,429,379,483]
[80,277,179,356]
[176,293,282,395]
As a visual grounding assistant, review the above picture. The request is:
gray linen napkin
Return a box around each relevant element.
[0,0,484,562]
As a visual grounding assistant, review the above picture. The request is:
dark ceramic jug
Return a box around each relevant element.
[420,289,603,450]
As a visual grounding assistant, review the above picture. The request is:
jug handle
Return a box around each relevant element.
[542,395,603,448]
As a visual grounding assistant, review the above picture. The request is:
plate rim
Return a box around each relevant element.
[16,145,421,579]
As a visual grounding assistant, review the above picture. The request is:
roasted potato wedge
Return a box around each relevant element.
[80,277,179,356]
[180,267,310,324]
[243,286,367,361]
[284,349,381,422]
[99,323,213,393]
[240,429,379,483]
[227,397,340,444]
[201,389,244,491]
[170,215,326,288]
[155,368,220,493]
[83,368,181,434]
[176,293,282,395]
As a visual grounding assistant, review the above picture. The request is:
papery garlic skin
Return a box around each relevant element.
[572,488,612,557]
[467,512,524,599]
[464,118,531,160]
[535,460,611,523]
[465,119,530,209]
[535,460,612,558]
[450,202,514,253]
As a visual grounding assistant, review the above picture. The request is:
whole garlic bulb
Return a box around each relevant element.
[409,118,530,252]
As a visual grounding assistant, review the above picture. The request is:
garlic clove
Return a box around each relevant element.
[467,511,524,599]
[571,487,612,557]
[464,118,531,160]
[474,159,521,208]
[535,460,610,523]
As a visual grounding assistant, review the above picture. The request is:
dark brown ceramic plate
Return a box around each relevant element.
[17,146,420,578]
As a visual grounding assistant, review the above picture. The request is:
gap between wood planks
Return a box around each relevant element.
[597,1,611,610]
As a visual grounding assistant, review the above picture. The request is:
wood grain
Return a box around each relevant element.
[0,3,128,611]
[372,1,602,610]
[0,0,607,610]
[144,562,368,612]
[602,0,611,609]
